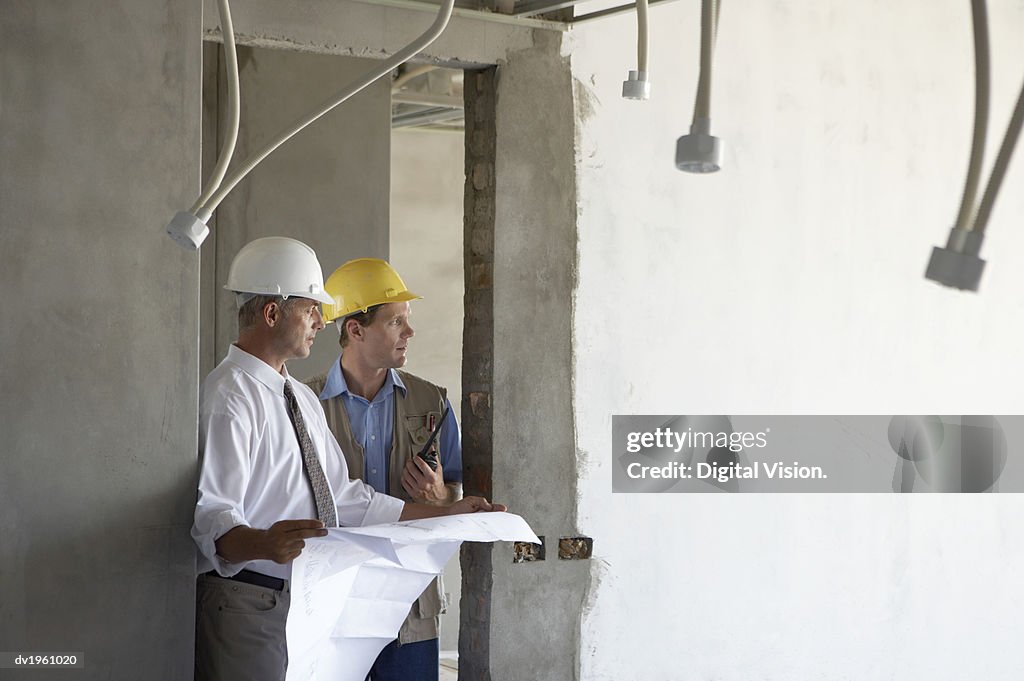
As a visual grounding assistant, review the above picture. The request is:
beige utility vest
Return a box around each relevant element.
[305,367,449,644]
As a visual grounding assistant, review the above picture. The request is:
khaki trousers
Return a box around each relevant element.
[195,573,290,681]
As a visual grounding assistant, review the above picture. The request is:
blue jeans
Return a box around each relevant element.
[367,638,439,681]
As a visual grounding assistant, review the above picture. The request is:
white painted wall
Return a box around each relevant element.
[389,128,466,652]
[571,1,1024,679]
[391,131,465,420]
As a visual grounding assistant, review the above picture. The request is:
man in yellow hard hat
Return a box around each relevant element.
[194,242,498,681]
[306,258,462,681]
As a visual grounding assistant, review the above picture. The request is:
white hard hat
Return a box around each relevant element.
[224,236,334,306]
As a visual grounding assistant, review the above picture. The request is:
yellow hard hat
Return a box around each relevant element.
[322,258,422,322]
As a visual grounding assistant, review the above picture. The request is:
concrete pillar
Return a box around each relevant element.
[490,33,589,681]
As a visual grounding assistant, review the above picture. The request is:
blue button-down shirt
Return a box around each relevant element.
[319,357,462,495]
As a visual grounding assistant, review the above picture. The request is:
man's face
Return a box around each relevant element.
[360,302,414,369]
[274,297,325,361]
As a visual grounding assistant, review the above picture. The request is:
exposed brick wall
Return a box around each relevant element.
[459,66,497,681]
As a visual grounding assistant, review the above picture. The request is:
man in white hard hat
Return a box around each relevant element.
[305,258,462,681]
[191,238,503,681]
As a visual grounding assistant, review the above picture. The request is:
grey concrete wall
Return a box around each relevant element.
[489,33,586,681]
[203,47,391,380]
[0,2,201,679]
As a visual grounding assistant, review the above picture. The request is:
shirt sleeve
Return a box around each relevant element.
[191,403,252,578]
[439,398,463,484]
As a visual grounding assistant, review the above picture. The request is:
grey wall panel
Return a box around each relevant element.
[0,1,202,679]
[206,46,391,382]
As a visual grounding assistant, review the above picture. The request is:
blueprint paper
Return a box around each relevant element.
[285,512,539,681]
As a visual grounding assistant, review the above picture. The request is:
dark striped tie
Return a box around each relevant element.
[283,380,338,527]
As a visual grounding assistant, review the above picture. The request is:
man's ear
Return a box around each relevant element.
[262,301,281,328]
[345,317,363,342]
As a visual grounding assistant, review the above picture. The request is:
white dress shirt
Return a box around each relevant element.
[192,344,405,579]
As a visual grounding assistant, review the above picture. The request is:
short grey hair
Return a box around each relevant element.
[237,294,302,332]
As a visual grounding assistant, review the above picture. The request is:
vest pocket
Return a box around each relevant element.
[403,412,442,448]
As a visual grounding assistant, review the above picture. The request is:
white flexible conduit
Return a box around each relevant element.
[954,0,990,231]
[195,0,456,223]
[192,0,240,214]
[636,0,649,75]
[973,75,1024,234]
[692,0,718,123]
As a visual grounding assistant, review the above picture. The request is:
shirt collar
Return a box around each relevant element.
[226,344,290,394]
[319,355,407,401]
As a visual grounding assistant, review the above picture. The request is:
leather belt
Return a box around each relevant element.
[207,569,285,591]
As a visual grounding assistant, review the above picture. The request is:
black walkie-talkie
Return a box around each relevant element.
[415,405,450,471]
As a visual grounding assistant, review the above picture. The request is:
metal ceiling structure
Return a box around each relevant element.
[391,66,466,132]
[386,0,681,130]
[348,0,683,31]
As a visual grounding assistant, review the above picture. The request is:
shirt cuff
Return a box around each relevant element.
[361,493,405,526]
[195,508,249,577]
